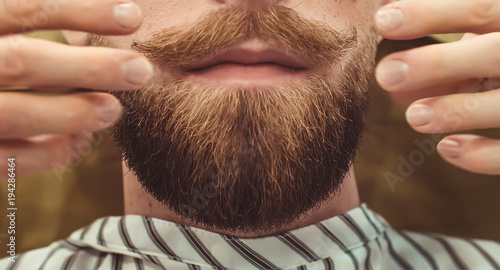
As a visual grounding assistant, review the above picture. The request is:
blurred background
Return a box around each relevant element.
[1,32,499,255]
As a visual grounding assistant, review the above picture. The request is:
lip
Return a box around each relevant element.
[183,40,313,87]
[187,48,312,71]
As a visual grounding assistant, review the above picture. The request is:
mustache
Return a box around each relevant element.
[131,5,358,69]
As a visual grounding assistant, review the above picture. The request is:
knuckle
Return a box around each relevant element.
[468,0,496,26]
[0,38,29,82]
[13,0,43,19]
[80,54,108,85]
[58,112,86,133]
[3,0,43,26]
[62,97,100,131]
[488,34,500,68]
[417,46,446,79]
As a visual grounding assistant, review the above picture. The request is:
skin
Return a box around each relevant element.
[0,0,153,175]
[0,0,498,235]
[124,165,361,237]
[113,0,385,237]
[374,0,500,175]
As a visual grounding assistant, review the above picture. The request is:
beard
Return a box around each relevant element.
[90,5,377,233]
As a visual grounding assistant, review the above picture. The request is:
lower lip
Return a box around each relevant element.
[186,63,307,88]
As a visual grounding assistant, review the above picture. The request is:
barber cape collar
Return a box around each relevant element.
[63,204,385,269]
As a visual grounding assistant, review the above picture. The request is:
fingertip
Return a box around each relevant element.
[436,134,500,175]
[375,8,405,33]
[121,57,154,86]
[374,1,406,36]
[437,138,461,159]
[375,59,409,88]
[53,0,144,35]
[61,30,88,46]
[96,96,124,128]
[113,2,144,30]
[78,92,124,130]
[405,103,434,129]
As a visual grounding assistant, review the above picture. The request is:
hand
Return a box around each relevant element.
[374,0,500,175]
[0,0,153,176]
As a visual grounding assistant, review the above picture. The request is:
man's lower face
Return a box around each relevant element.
[105,5,377,232]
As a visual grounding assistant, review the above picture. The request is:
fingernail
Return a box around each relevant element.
[376,9,405,31]
[437,139,460,158]
[97,98,123,125]
[113,3,143,29]
[376,60,409,86]
[406,104,434,127]
[121,57,153,85]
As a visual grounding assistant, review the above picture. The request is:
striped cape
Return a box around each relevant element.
[1,204,499,269]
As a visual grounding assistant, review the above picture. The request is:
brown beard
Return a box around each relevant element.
[90,5,377,233]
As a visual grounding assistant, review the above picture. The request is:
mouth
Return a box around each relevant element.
[183,40,313,88]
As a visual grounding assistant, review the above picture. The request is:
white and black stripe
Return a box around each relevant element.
[187,264,202,270]
[61,253,77,270]
[143,216,181,261]
[111,254,123,270]
[431,235,468,269]
[222,235,278,269]
[79,224,91,241]
[97,217,109,247]
[322,258,334,270]
[6,254,22,270]
[178,224,226,269]
[360,207,383,250]
[94,252,106,270]
[276,232,320,263]
[61,241,80,270]
[39,243,65,270]
[382,231,413,270]
[340,214,372,270]
[143,216,202,269]
[3,205,500,270]
[119,217,163,268]
[395,231,438,270]
[316,223,359,269]
[134,257,144,270]
[465,239,500,269]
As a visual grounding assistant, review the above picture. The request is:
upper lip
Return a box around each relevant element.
[186,45,312,71]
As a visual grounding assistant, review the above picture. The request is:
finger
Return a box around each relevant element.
[0,134,94,177]
[405,91,500,134]
[374,0,500,40]
[61,30,87,46]
[0,92,122,139]
[476,78,500,93]
[437,135,500,175]
[376,33,500,92]
[389,79,479,105]
[0,0,143,35]
[0,35,153,90]
[461,33,479,41]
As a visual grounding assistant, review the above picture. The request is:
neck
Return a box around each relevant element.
[122,161,360,238]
